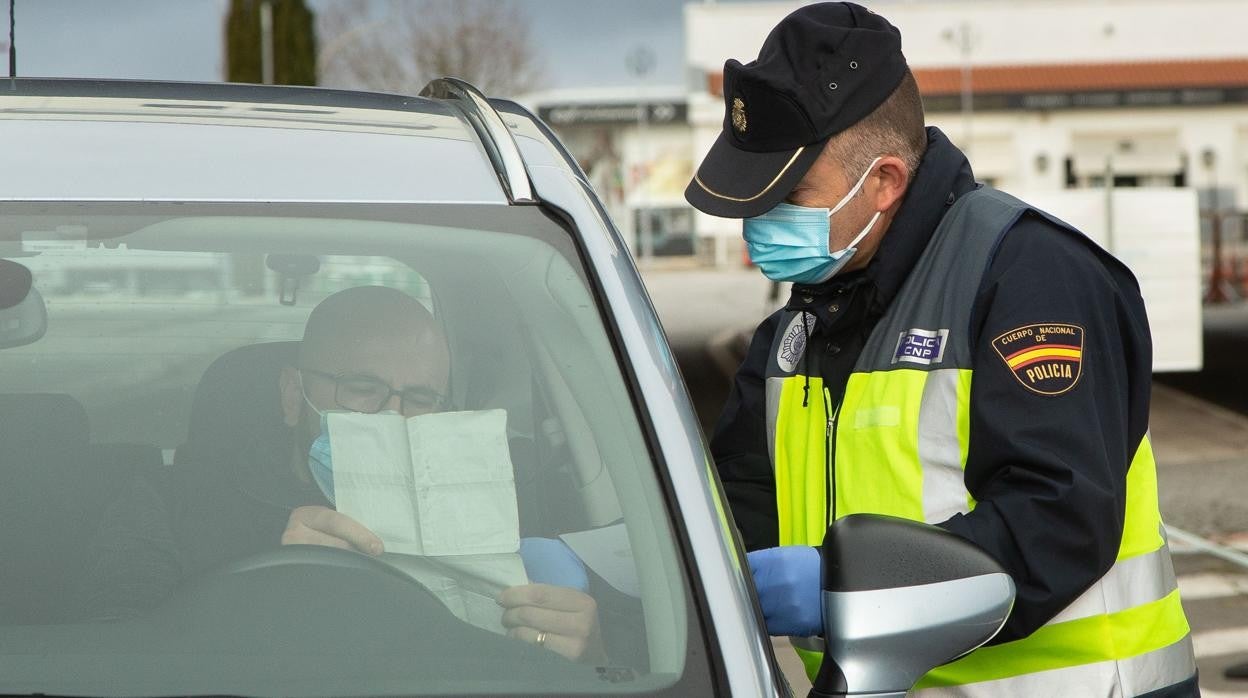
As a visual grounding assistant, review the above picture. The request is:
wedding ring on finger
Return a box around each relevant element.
[536,630,548,647]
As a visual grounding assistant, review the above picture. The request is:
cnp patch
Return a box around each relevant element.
[992,323,1084,396]
[892,328,949,366]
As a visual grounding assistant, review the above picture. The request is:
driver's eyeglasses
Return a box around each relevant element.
[299,368,449,416]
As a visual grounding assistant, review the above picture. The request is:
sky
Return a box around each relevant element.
[0,0,768,90]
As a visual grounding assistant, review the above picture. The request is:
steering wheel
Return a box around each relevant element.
[0,547,584,693]
[146,545,566,667]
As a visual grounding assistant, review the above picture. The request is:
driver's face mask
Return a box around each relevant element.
[307,415,336,505]
[298,373,431,506]
[742,156,883,284]
[300,375,338,503]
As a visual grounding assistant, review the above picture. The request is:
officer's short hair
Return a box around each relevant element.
[823,69,926,183]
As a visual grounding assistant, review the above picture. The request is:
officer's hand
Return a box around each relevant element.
[499,584,605,663]
[518,537,590,592]
[281,505,384,555]
[748,545,822,637]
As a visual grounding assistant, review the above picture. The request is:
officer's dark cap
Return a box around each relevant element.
[685,2,909,219]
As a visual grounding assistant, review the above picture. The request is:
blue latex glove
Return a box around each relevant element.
[747,545,822,637]
[518,537,590,593]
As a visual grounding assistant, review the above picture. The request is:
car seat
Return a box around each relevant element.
[175,341,302,509]
[0,394,106,623]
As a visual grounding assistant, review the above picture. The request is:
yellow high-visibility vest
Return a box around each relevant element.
[766,188,1195,695]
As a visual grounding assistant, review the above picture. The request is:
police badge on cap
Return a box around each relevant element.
[685,2,910,219]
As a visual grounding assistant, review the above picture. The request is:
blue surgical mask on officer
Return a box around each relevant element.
[742,156,883,284]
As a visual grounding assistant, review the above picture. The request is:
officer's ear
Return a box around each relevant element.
[869,155,910,213]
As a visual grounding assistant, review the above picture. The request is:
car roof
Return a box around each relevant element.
[0,78,541,203]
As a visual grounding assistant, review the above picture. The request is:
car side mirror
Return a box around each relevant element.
[0,260,47,349]
[811,514,1015,698]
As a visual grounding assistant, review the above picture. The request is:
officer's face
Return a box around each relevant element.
[785,150,910,272]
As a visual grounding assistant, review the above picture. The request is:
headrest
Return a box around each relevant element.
[179,342,298,469]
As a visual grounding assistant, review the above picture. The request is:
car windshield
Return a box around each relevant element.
[0,202,708,696]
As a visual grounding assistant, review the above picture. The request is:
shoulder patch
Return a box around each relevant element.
[991,323,1084,396]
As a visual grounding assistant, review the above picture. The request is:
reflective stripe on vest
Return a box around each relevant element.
[912,635,1196,697]
[764,188,1195,694]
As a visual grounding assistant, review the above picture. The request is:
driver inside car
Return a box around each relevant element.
[77,286,610,664]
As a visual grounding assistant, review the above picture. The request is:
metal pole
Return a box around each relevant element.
[639,102,654,264]
[8,0,16,84]
[1104,155,1115,253]
[259,0,275,85]
[1167,525,1248,571]
[626,46,655,265]
[958,22,973,159]
[1205,163,1231,304]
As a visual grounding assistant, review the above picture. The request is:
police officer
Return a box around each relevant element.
[685,3,1198,695]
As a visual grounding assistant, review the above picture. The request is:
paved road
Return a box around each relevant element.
[642,266,1248,695]
[1159,302,1248,416]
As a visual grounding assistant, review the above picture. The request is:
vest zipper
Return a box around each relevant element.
[800,311,812,407]
[825,386,843,525]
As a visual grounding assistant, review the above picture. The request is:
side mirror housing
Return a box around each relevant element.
[811,514,1015,698]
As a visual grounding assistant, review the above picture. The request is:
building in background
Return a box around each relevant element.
[519,86,697,266]
[525,0,1247,280]
[686,0,1248,268]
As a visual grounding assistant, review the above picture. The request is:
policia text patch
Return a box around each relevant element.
[991,323,1084,396]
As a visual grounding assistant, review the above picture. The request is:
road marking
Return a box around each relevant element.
[1194,627,1248,658]
[1179,572,1248,600]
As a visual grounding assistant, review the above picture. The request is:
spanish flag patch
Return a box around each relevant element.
[991,323,1084,396]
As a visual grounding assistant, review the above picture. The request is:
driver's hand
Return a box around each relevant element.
[499,584,605,663]
[281,505,383,555]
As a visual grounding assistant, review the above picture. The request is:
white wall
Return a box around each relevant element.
[1023,188,1203,372]
[925,106,1248,197]
[684,0,1248,236]
[686,0,1248,74]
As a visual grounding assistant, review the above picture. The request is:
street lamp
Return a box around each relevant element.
[626,45,656,265]
[259,0,275,86]
[940,22,975,158]
[6,0,15,82]
[1202,147,1232,304]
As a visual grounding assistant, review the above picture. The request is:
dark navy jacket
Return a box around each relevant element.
[712,127,1154,644]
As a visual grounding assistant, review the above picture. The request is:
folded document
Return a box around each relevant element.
[326,409,527,633]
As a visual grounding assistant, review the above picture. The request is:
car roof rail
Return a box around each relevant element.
[420,77,536,205]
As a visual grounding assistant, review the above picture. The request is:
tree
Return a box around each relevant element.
[318,0,546,98]
[225,0,317,86]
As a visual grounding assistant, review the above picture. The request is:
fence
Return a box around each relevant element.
[1201,209,1248,305]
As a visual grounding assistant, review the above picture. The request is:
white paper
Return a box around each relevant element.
[327,412,421,550]
[407,410,519,556]
[326,409,527,634]
[328,409,520,558]
[559,523,639,597]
